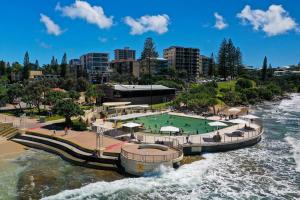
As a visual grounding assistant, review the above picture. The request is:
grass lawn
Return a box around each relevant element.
[218,80,237,92]
[80,105,94,110]
[1,108,64,122]
[151,102,171,110]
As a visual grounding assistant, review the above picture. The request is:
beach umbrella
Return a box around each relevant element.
[228,108,241,114]
[160,126,180,133]
[242,114,259,119]
[229,119,248,128]
[242,114,259,127]
[208,121,228,132]
[229,119,248,124]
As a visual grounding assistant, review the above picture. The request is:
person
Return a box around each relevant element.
[186,134,190,143]
[52,130,56,136]
[64,127,68,135]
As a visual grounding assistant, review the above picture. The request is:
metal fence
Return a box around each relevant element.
[121,148,182,163]
[136,125,263,146]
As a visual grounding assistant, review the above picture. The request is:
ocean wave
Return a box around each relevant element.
[285,136,300,172]
[42,154,216,200]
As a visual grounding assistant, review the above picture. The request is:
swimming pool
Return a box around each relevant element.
[133,113,224,135]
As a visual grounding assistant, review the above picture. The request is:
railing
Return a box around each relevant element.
[121,148,182,163]
[136,125,263,146]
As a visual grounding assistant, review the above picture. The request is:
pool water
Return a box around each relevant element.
[133,114,218,135]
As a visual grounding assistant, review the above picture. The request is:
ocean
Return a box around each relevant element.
[1,94,299,200]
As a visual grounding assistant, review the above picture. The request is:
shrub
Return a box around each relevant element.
[72,120,87,131]
[258,87,273,101]
[235,78,253,91]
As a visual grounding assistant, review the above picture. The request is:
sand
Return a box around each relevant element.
[0,138,26,158]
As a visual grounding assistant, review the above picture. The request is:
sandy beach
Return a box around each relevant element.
[0,138,26,158]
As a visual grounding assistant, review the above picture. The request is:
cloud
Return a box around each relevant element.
[237,4,298,36]
[40,14,63,36]
[56,1,113,29]
[98,37,108,43]
[214,12,228,30]
[124,14,170,35]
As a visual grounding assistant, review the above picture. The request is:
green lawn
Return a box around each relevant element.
[218,80,237,92]
[151,102,171,110]
[1,108,64,122]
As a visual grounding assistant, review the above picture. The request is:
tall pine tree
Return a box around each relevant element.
[22,51,30,80]
[141,38,159,59]
[261,56,268,81]
[227,39,236,79]
[218,39,228,80]
[208,53,216,78]
[60,53,68,78]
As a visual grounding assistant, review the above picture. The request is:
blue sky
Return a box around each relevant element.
[0,0,299,67]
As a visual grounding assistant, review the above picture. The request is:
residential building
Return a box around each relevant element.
[114,47,136,61]
[138,58,169,77]
[110,60,135,75]
[29,70,43,80]
[164,46,201,81]
[200,55,212,77]
[80,53,110,83]
[102,84,176,104]
[69,59,84,78]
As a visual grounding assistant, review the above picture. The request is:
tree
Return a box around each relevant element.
[235,47,243,76]
[261,56,268,81]
[218,39,228,80]
[208,53,216,78]
[44,90,68,106]
[141,37,159,59]
[7,83,24,109]
[22,51,30,80]
[35,60,40,69]
[227,39,236,79]
[52,99,84,127]
[0,61,6,76]
[76,77,90,92]
[23,81,49,113]
[85,85,104,105]
[268,64,273,78]
[60,53,68,78]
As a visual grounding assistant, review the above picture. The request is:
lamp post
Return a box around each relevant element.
[96,126,105,158]
[148,55,153,111]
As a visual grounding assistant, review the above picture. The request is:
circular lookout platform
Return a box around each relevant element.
[120,143,183,176]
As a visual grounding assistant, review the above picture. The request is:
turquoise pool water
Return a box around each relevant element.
[133,113,218,134]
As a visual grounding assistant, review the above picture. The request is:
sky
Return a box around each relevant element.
[0,0,300,68]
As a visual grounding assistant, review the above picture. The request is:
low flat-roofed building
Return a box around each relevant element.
[102,84,176,104]
[29,70,43,80]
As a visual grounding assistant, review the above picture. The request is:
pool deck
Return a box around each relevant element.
[1,111,262,157]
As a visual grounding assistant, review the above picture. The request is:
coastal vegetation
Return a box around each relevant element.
[0,37,299,121]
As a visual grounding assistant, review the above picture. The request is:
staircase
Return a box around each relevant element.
[0,123,18,139]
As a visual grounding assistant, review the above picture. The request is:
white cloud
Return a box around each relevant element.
[98,37,108,43]
[237,4,298,36]
[55,1,113,29]
[124,14,170,35]
[214,12,228,30]
[40,14,62,36]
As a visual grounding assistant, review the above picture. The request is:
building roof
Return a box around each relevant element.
[113,85,174,91]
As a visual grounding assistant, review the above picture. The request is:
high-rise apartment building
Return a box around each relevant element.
[114,47,136,61]
[80,53,110,83]
[163,46,201,81]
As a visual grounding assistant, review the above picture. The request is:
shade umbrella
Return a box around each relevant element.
[160,126,180,133]
[209,121,228,133]
[229,119,248,124]
[242,114,259,119]
[228,108,241,114]
[229,119,248,129]
[122,122,142,138]
[242,114,260,127]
